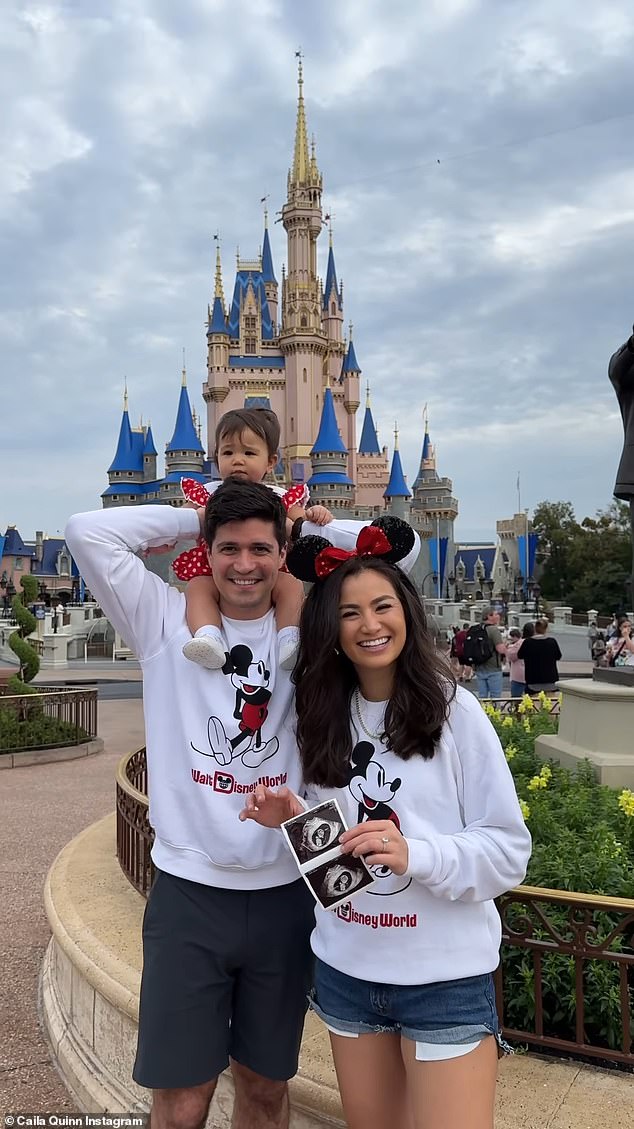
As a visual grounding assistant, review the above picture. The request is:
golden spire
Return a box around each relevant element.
[214,238,225,307]
[366,381,371,408]
[394,421,400,450]
[181,348,187,387]
[423,402,429,432]
[291,54,310,184]
[123,378,128,412]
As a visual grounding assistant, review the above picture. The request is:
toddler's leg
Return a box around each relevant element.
[182,575,227,670]
[273,571,304,671]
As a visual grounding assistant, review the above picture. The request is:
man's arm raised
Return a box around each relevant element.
[65,505,201,661]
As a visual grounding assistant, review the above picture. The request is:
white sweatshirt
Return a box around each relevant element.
[305,686,531,985]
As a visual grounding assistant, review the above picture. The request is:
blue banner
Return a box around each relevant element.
[79,577,85,604]
[429,538,438,575]
[439,537,448,585]
[528,532,539,578]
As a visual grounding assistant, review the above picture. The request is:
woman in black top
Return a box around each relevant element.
[517,618,562,692]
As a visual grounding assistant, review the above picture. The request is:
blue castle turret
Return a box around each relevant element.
[307,386,353,512]
[164,363,205,491]
[384,425,411,520]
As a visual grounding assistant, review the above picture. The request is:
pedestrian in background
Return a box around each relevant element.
[505,623,533,698]
[518,618,561,694]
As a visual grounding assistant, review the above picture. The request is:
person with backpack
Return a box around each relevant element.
[463,608,506,700]
[450,622,473,683]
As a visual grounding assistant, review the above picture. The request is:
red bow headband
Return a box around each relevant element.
[313,525,393,579]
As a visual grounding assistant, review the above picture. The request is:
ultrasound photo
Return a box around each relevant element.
[283,800,346,865]
[305,854,375,910]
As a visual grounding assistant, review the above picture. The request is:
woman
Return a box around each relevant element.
[241,517,531,1129]
[517,617,561,693]
[505,623,534,697]
[606,616,634,667]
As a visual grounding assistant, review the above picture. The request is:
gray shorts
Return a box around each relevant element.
[133,870,315,1089]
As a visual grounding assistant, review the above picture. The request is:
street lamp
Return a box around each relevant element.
[421,572,438,597]
[533,583,541,618]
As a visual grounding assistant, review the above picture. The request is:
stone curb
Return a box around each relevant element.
[0,738,104,769]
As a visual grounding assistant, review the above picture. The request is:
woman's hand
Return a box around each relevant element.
[339,820,409,876]
[239,786,305,827]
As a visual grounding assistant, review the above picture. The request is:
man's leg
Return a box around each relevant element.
[489,669,503,698]
[229,880,315,1128]
[150,1081,217,1129]
[231,1062,288,1129]
[475,671,489,699]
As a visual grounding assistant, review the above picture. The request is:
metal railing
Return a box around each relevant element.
[116,745,632,1069]
[0,687,98,753]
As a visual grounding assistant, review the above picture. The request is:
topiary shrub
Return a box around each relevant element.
[8,575,40,693]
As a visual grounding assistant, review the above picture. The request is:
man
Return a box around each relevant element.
[518,617,562,693]
[66,480,419,1129]
[474,607,506,700]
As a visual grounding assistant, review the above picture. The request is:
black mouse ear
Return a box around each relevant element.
[285,535,332,583]
[350,741,375,771]
[370,516,415,564]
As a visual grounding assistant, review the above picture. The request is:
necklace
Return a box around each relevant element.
[353,688,387,741]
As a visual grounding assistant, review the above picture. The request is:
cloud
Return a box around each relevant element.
[2,0,633,543]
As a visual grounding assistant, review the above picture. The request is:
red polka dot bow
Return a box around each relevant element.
[314,525,392,580]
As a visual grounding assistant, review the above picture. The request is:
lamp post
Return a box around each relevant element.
[533,583,541,618]
[446,572,456,601]
[421,572,438,598]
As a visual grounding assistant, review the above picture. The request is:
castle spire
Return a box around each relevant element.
[384,423,411,499]
[181,348,187,387]
[214,239,225,307]
[413,405,437,490]
[323,223,342,313]
[358,383,381,456]
[342,323,361,374]
[123,378,128,412]
[291,55,310,185]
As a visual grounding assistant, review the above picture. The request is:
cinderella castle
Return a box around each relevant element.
[102,63,460,591]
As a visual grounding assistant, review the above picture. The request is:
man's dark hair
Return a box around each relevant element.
[203,480,287,551]
[215,408,281,459]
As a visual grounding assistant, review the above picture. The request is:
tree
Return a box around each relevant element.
[531,500,631,615]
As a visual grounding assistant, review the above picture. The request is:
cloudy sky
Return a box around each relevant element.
[2,0,634,542]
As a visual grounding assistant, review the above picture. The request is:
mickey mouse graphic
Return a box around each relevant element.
[347,741,412,895]
[192,644,279,769]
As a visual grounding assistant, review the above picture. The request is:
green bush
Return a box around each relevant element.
[482,697,634,1054]
[9,575,40,684]
[0,705,88,753]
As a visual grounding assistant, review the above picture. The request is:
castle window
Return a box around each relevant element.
[291,417,294,433]
[300,315,307,328]
[303,368,307,383]
[331,302,336,315]
[244,315,256,330]
[245,338,257,355]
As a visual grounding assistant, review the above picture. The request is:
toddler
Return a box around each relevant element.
[173,407,332,670]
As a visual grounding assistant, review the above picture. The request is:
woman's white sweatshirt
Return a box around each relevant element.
[305,687,531,985]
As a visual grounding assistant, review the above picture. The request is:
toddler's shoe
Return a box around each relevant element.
[278,627,299,671]
[182,627,226,670]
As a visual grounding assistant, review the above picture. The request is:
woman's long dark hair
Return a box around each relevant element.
[293,557,456,787]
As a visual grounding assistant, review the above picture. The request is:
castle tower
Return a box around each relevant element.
[164,363,205,500]
[411,411,458,595]
[279,59,327,482]
[384,424,412,520]
[102,386,146,507]
[308,385,353,512]
[356,382,390,509]
[143,424,158,482]
[204,243,230,430]
[261,208,278,330]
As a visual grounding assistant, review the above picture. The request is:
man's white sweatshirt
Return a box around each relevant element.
[305,687,531,985]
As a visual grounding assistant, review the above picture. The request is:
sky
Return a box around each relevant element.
[2,0,634,542]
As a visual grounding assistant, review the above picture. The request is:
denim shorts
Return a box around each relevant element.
[310,959,510,1056]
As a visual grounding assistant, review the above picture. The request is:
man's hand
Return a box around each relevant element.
[339,820,409,876]
[305,505,333,526]
[239,786,304,826]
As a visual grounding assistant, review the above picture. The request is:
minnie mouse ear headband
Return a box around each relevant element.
[286,516,415,584]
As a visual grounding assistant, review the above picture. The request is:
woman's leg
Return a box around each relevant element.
[329,1031,414,1129]
[401,1034,498,1129]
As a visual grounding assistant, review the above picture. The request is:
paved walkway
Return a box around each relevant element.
[0,700,145,1115]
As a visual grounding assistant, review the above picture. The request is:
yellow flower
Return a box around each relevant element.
[540,765,552,781]
[505,743,518,762]
[537,691,554,711]
[519,799,530,821]
[521,694,535,711]
[527,774,548,791]
[618,789,634,818]
[522,718,532,732]
[502,716,514,728]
